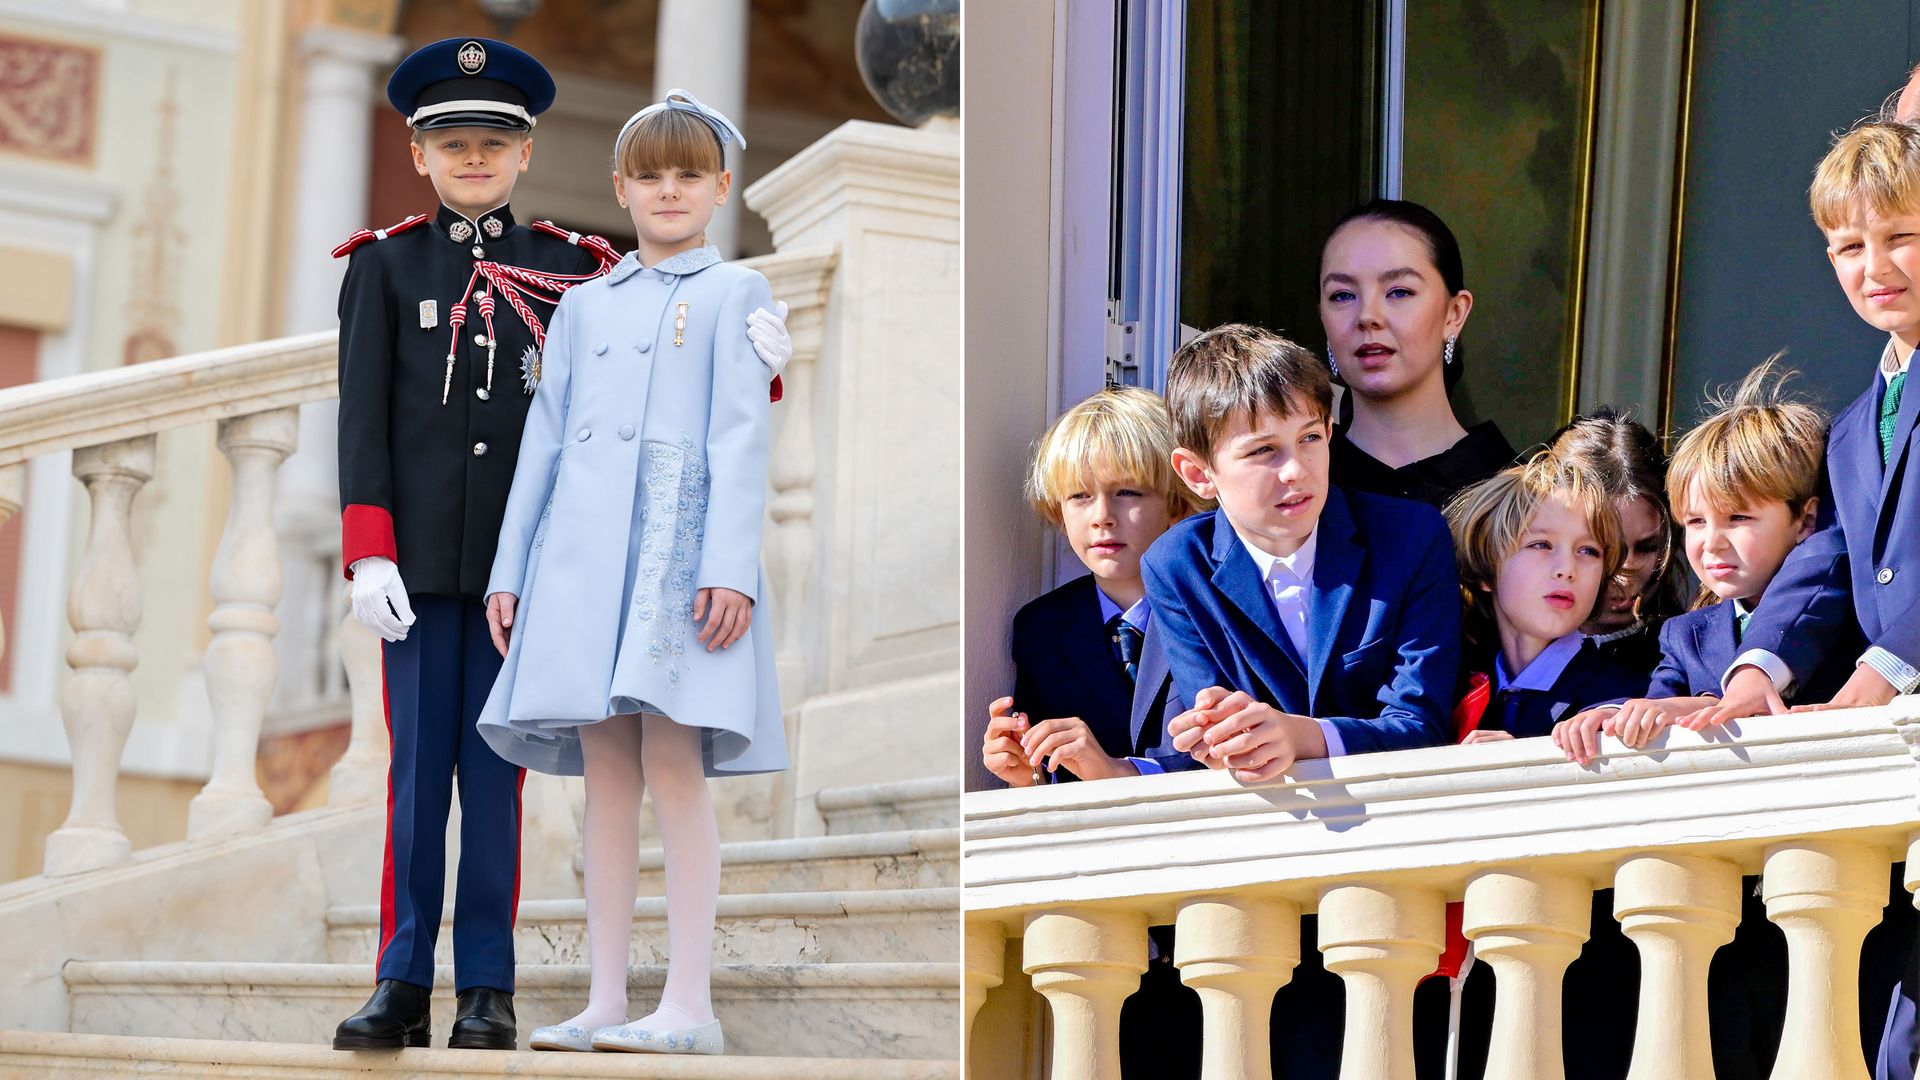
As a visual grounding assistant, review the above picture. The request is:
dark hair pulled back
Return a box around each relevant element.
[1326,199,1466,296]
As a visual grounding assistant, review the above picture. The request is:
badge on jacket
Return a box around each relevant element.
[419,299,438,329]
[520,345,541,393]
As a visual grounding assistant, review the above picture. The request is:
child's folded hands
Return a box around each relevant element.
[1172,687,1325,784]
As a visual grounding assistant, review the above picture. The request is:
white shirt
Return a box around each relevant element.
[1233,527,1347,757]
[1883,339,1911,382]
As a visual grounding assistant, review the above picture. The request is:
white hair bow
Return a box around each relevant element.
[616,88,747,154]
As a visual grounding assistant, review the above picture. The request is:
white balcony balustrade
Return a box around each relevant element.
[964,705,1920,1079]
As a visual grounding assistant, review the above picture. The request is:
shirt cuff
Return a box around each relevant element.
[1128,756,1165,775]
[1858,646,1920,694]
[1724,649,1794,695]
[1316,719,1347,758]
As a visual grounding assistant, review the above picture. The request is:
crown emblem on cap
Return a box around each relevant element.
[457,40,487,75]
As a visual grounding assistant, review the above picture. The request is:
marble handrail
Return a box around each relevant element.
[963,705,1920,1080]
[10,245,839,876]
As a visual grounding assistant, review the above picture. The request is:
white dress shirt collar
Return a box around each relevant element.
[1235,528,1319,587]
[1881,339,1911,380]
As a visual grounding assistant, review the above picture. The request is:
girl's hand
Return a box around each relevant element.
[1552,707,1613,764]
[694,587,752,650]
[486,592,517,658]
[1460,729,1514,745]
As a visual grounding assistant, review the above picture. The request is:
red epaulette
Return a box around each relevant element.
[331,213,430,259]
[530,220,624,271]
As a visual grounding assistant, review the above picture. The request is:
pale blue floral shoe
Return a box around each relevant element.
[528,1023,599,1051]
[591,1017,724,1055]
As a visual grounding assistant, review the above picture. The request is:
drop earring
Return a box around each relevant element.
[1327,343,1340,380]
[1444,336,1457,365]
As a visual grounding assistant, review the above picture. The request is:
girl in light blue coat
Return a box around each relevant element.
[478,91,785,1056]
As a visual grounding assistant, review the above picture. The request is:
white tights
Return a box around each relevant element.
[564,711,719,1030]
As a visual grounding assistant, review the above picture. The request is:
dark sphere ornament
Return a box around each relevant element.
[855,0,959,127]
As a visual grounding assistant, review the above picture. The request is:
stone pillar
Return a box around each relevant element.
[327,615,387,804]
[1024,908,1148,1080]
[1465,868,1592,1080]
[1614,854,1740,1080]
[0,462,25,668]
[1764,840,1883,1080]
[188,409,298,837]
[44,436,156,877]
[964,920,1007,1043]
[275,25,403,725]
[1319,882,1445,1080]
[1176,895,1301,1080]
[655,0,748,257]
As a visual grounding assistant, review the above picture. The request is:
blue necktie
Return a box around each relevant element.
[1108,614,1142,684]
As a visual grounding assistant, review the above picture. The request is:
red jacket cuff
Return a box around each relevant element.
[342,504,397,579]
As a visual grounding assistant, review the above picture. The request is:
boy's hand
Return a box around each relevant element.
[1612,696,1712,748]
[1202,698,1327,784]
[1168,686,1236,767]
[982,697,1035,787]
[1552,707,1613,764]
[485,592,517,658]
[1681,666,1785,730]
[1790,664,1900,712]
[1460,729,1515,745]
[694,587,752,650]
[1020,716,1135,780]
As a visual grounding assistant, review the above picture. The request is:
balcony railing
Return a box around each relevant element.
[3,245,835,879]
[963,704,1920,1079]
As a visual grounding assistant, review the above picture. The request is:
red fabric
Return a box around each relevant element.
[1421,671,1495,982]
[331,213,428,259]
[510,767,528,921]
[342,504,398,578]
[769,374,783,403]
[375,648,397,976]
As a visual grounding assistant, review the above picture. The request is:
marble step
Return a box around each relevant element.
[326,888,959,966]
[816,777,958,836]
[64,961,959,1060]
[632,827,957,894]
[0,1029,961,1078]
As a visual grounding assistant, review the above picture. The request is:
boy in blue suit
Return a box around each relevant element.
[1141,323,1460,779]
[982,386,1198,786]
[1697,123,1919,1080]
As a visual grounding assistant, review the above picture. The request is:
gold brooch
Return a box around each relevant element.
[674,302,688,347]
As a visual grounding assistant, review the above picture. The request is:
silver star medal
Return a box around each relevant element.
[520,345,542,393]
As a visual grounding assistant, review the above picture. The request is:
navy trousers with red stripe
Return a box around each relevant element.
[376,594,524,994]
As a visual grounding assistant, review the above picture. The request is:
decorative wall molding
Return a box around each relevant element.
[0,2,239,55]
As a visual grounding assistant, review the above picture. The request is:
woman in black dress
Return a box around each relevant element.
[1317,200,1516,509]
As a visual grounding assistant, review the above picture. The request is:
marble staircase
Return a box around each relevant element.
[3,776,962,1076]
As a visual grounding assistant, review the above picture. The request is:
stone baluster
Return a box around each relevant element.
[1615,853,1740,1080]
[187,409,297,837]
[1319,882,1444,1080]
[1465,868,1592,1080]
[766,300,820,698]
[1023,908,1148,1080]
[43,436,156,877]
[327,614,388,804]
[0,462,24,665]
[1764,840,1883,1080]
[1176,895,1301,1080]
[965,921,1007,1043]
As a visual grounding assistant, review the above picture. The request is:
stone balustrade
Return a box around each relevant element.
[963,704,1920,1079]
[0,247,838,879]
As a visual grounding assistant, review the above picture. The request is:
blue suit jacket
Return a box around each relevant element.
[1009,575,1180,780]
[1140,485,1461,762]
[1649,543,1860,704]
[1487,642,1647,739]
[1744,363,1918,684]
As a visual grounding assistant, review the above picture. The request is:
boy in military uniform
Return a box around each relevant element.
[330,37,792,1051]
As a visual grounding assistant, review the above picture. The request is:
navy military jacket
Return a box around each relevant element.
[336,203,603,598]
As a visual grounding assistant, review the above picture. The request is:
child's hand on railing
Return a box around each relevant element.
[1552,707,1612,764]
[982,697,1035,786]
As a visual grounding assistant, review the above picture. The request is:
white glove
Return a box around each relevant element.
[746,301,793,380]
[349,556,416,642]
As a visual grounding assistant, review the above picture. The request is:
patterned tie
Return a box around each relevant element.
[1108,614,1143,684]
[1882,370,1906,466]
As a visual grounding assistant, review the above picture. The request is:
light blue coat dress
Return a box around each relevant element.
[477,245,787,778]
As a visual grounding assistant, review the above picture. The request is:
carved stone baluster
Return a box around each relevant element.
[0,462,24,666]
[1615,853,1740,1080]
[766,302,820,699]
[187,409,298,837]
[1024,907,1148,1080]
[1176,895,1300,1080]
[1465,868,1591,1080]
[327,613,388,804]
[43,436,156,877]
[965,920,1007,1043]
[1764,840,1882,1080]
[1319,882,1444,1080]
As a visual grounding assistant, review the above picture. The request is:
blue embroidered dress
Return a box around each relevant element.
[476,245,787,777]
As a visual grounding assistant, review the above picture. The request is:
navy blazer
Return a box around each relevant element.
[1649,540,1860,704]
[1009,575,1179,780]
[1140,485,1461,761]
[1744,361,1916,684]
[1486,641,1647,739]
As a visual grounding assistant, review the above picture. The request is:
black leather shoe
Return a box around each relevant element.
[448,987,517,1050]
[332,979,431,1050]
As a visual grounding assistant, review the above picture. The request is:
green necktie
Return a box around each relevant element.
[1736,609,1750,645]
[1882,370,1907,466]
